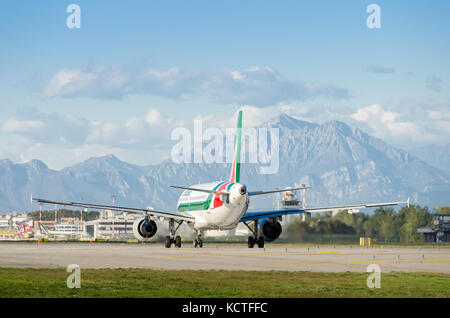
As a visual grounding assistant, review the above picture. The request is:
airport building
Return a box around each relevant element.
[417,214,450,243]
[0,215,11,231]
[85,210,138,239]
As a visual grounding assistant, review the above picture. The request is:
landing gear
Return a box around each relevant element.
[164,219,183,248]
[257,236,264,248]
[244,220,265,248]
[193,239,203,248]
[247,236,264,248]
[193,230,203,248]
[165,235,172,248]
[175,236,182,248]
[165,235,182,248]
[248,236,254,248]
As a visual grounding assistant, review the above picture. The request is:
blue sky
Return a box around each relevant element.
[0,1,449,169]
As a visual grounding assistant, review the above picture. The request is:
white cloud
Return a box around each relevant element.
[144,109,162,125]
[351,104,437,143]
[3,118,45,133]
[2,102,448,170]
[41,65,349,106]
[2,108,89,145]
[427,110,450,120]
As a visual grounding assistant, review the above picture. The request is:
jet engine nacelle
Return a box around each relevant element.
[261,220,282,242]
[133,216,157,241]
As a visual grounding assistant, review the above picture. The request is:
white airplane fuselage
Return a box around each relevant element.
[177,181,249,230]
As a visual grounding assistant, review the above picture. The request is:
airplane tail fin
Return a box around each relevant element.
[39,222,50,235]
[229,110,243,183]
[24,223,33,233]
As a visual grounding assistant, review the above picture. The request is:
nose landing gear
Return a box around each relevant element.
[193,239,203,248]
[193,230,203,248]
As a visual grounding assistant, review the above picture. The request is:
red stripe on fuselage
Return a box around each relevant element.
[213,182,232,208]
[230,156,236,182]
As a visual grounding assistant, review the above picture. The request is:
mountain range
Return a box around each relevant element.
[1,113,449,213]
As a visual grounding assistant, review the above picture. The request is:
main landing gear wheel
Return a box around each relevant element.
[165,219,183,248]
[247,236,264,248]
[194,239,203,248]
[175,236,182,248]
[248,236,255,248]
[257,236,264,248]
[165,235,171,248]
[165,235,182,248]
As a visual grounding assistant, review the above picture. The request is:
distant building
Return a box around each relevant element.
[0,215,11,231]
[417,214,450,243]
[85,210,137,239]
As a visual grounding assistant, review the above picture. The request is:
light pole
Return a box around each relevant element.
[79,197,83,233]
[111,195,116,238]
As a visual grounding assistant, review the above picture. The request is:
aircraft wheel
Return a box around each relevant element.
[175,236,182,248]
[165,236,171,248]
[248,236,255,248]
[257,236,264,248]
[198,239,203,248]
[193,240,198,248]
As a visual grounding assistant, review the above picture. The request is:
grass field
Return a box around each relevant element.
[0,268,448,298]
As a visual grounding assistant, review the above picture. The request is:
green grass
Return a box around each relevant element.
[0,268,448,298]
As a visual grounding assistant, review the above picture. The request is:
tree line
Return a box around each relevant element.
[287,205,449,243]
[27,209,100,222]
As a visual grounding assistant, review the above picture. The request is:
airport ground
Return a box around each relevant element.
[0,242,448,297]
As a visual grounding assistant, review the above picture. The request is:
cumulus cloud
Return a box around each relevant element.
[426,75,443,92]
[2,103,449,169]
[365,65,395,74]
[427,110,450,120]
[41,65,349,106]
[0,108,183,169]
[3,118,45,133]
[351,104,436,143]
[2,108,89,145]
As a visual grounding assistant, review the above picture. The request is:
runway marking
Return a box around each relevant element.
[163,250,373,258]
[272,258,450,267]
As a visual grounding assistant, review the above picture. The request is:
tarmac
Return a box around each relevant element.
[0,242,449,273]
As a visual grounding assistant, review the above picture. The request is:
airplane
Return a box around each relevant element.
[14,223,33,236]
[32,110,409,248]
[36,221,88,239]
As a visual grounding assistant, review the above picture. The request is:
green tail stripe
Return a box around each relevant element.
[235,111,242,183]
[39,222,50,235]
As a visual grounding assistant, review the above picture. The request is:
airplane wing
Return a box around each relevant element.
[240,198,410,222]
[32,197,195,223]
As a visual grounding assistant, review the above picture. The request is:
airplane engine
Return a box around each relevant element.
[261,220,282,242]
[133,217,157,241]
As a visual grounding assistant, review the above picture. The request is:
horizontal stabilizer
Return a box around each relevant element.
[248,186,311,196]
[170,185,229,195]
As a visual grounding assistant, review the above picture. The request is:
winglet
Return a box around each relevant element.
[407,197,410,208]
